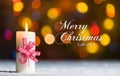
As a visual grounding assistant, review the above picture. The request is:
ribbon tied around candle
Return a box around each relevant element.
[17,38,40,65]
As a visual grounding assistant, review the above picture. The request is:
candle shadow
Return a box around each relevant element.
[0,70,16,73]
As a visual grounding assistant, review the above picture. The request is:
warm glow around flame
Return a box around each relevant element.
[25,22,28,31]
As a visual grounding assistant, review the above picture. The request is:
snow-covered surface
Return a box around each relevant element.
[0,60,120,76]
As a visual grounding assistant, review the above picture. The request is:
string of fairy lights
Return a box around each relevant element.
[2,0,117,59]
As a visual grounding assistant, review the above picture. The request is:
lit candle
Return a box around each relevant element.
[16,22,36,73]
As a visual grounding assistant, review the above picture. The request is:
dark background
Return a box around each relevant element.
[0,0,120,60]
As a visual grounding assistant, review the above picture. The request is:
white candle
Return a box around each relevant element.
[16,22,35,73]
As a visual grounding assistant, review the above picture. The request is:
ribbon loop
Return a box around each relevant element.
[17,38,40,65]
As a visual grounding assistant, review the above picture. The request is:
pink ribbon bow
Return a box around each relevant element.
[17,38,40,65]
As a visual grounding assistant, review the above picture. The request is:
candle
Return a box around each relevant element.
[16,22,39,73]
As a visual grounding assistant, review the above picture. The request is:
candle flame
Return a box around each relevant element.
[25,22,28,31]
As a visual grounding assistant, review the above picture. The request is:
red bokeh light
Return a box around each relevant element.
[90,24,100,35]
[4,29,13,40]
[13,0,21,4]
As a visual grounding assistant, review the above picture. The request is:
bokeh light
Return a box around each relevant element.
[93,0,103,4]
[44,34,55,45]
[41,25,52,37]
[32,0,41,9]
[47,7,61,19]
[100,33,111,46]
[106,4,115,18]
[86,42,99,54]
[31,21,39,31]
[78,29,90,41]
[36,36,41,46]
[31,11,40,20]
[90,24,100,35]
[60,32,71,44]
[76,2,88,14]
[13,0,21,4]
[13,2,24,12]
[12,50,16,59]
[59,0,71,10]
[4,29,13,40]
[103,18,114,30]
